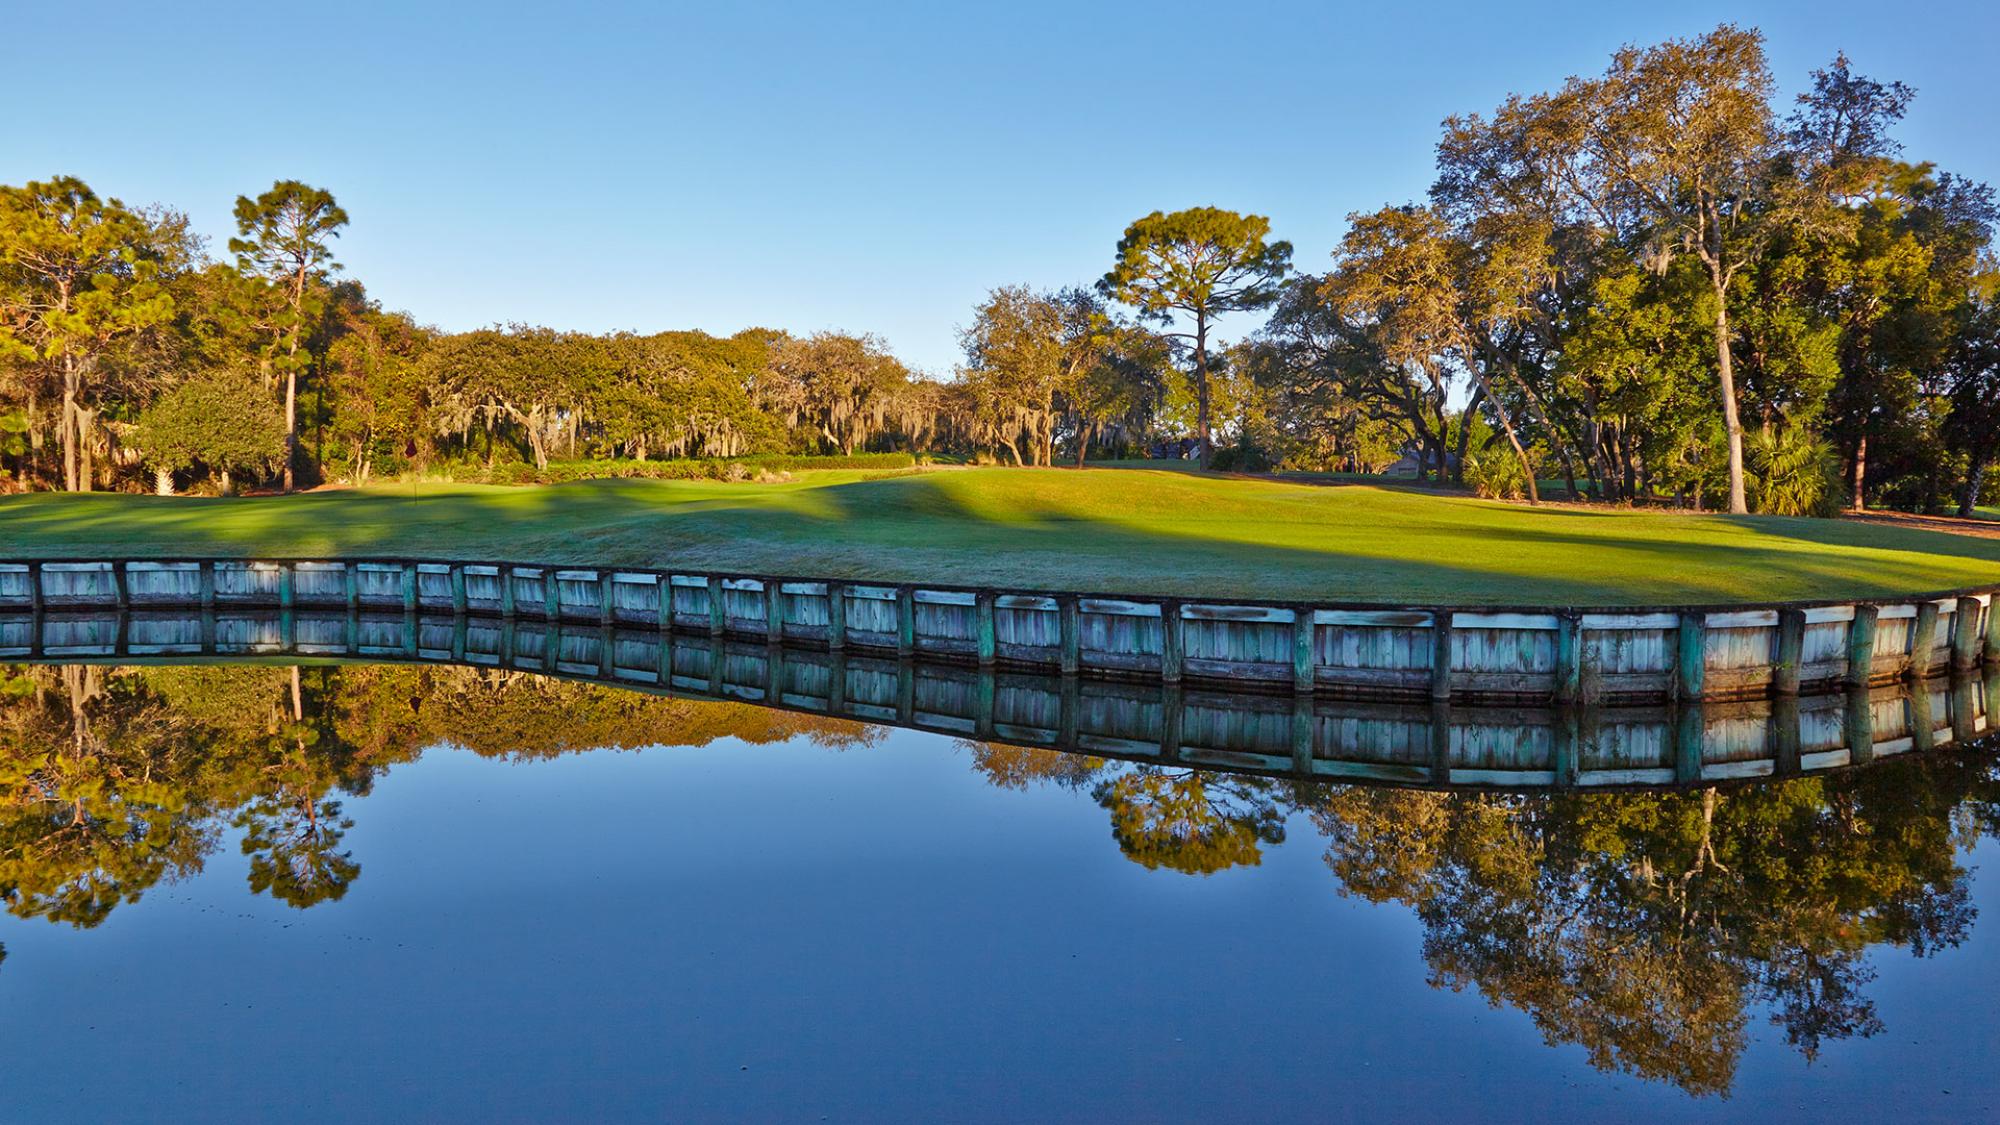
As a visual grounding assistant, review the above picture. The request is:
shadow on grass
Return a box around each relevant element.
[2,474,1996,606]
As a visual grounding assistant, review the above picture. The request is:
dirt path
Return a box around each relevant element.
[1847,510,2000,540]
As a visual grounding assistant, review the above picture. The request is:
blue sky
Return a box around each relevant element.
[5,0,1994,373]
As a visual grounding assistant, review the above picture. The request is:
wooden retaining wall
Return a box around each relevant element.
[4,606,1991,794]
[0,557,1994,704]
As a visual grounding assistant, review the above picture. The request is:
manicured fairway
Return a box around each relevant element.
[3,468,1998,606]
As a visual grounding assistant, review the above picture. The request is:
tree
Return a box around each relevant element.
[1322,205,1542,498]
[230,181,348,492]
[762,332,911,455]
[132,369,288,493]
[1944,291,2000,515]
[0,177,175,491]
[1100,208,1292,466]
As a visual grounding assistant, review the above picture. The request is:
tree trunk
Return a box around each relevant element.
[1960,460,1986,519]
[1193,309,1212,468]
[1712,280,1748,515]
[1850,434,1868,512]
[1453,382,1485,487]
[154,467,174,496]
[60,355,82,492]
[283,366,298,492]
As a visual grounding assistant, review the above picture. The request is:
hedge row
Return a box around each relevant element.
[473,452,918,485]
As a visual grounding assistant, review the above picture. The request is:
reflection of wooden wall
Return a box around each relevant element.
[9,608,1992,795]
[0,557,1993,705]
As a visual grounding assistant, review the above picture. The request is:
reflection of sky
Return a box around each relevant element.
[1,727,1995,1122]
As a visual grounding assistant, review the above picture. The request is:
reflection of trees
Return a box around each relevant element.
[962,744,1287,875]
[1095,768,1288,875]
[0,662,896,929]
[1304,752,1999,1096]
[965,734,2000,1096]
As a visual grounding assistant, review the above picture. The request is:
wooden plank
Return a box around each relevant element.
[1292,611,1314,694]
[1183,603,1295,624]
[1315,609,1433,628]
[913,589,976,607]
[1452,611,1559,631]
[1059,595,1080,675]
[1580,612,1679,630]
[896,586,915,656]
[1704,609,1777,629]
[1430,616,1453,701]
[1080,598,1161,618]
[1161,602,1183,684]
[975,592,996,667]
[995,594,1057,611]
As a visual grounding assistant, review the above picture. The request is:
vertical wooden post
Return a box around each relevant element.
[1910,601,1940,680]
[496,614,515,666]
[1845,684,1874,765]
[26,561,44,615]
[599,622,615,680]
[402,610,418,660]
[450,565,468,617]
[542,571,560,621]
[1952,596,1983,670]
[113,562,130,612]
[973,668,995,740]
[541,621,560,673]
[1159,683,1183,761]
[496,567,513,619]
[1951,675,1978,745]
[1428,698,1452,784]
[1160,601,1183,684]
[197,560,215,611]
[1676,613,1707,700]
[1673,701,1704,785]
[826,651,846,713]
[1771,696,1801,775]
[1057,674,1079,752]
[895,662,915,725]
[278,563,295,651]
[1985,591,2000,664]
[1292,609,1316,696]
[599,574,615,628]
[401,563,418,614]
[1058,595,1080,676]
[1909,677,1936,753]
[452,615,469,665]
[1551,708,1578,788]
[707,576,726,638]
[1773,608,1806,696]
[1846,604,1879,688]
[766,580,785,644]
[1553,613,1581,704]
[657,621,675,686]
[343,605,360,656]
[657,576,674,635]
[344,563,360,614]
[895,586,915,657]
[1430,613,1454,702]
[761,641,782,700]
[826,582,846,652]
[975,591,996,668]
[1290,692,1314,775]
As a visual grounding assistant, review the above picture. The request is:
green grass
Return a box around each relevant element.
[3,467,1998,606]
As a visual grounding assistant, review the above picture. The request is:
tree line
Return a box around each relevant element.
[2,24,1993,514]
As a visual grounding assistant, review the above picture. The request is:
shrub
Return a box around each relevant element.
[1463,448,1536,500]
[1749,429,1842,517]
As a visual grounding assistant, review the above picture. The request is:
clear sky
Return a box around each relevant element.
[5,0,1995,373]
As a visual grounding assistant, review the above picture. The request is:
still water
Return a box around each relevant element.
[1,650,1998,1121]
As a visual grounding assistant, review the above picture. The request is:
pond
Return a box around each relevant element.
[1,629,1997,1120]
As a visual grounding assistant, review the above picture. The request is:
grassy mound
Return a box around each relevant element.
[3,468,1997,606]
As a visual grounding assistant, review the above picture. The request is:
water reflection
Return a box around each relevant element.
[1,621,1998,1099]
